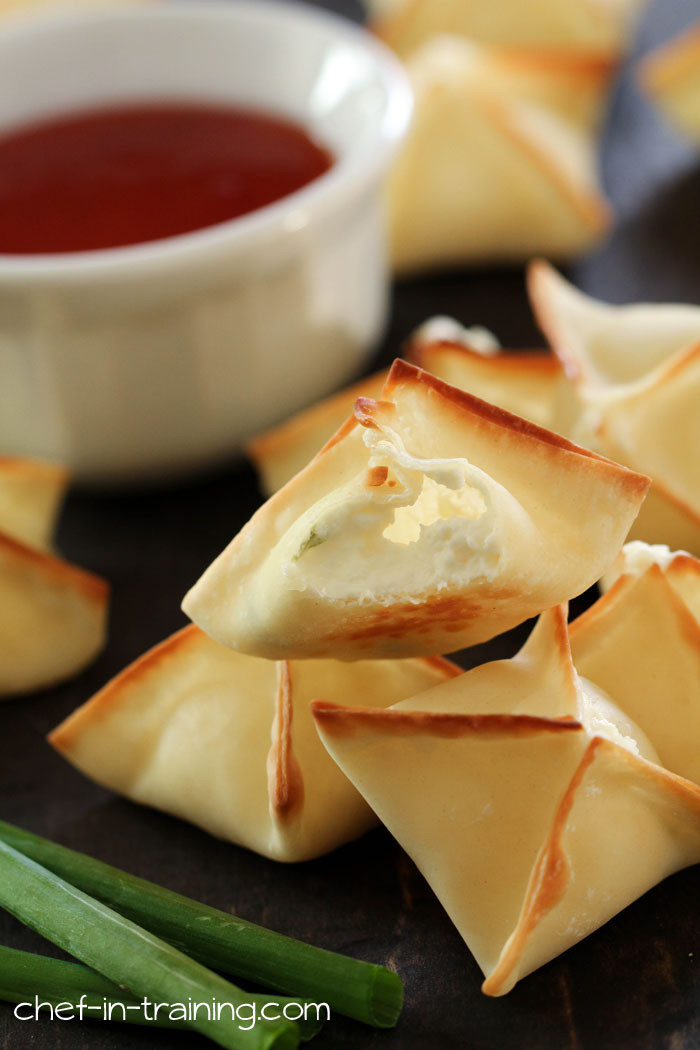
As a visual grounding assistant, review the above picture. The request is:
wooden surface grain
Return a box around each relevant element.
[3,0,700,1047]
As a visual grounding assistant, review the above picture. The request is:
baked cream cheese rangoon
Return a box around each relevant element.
[0,458,108,698]
[366,0,647,57]
[529,261,700,552]
[314,566,700,995]
[184,360,648,661]
[49,626,459,862]
[385,36,613,273]
[602,540,700,624]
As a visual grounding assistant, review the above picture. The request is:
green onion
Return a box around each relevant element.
[0,819,403,1027]
[0,839,301,1050]
[0,944,323,1042]
[0,944,183,1029]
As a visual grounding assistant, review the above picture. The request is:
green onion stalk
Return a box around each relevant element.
[0,838,311,1050]
[0,819,402,1027]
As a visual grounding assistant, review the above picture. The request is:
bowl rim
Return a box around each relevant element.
[0,0,412,282]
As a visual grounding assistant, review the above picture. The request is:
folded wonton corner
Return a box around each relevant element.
[366,0,647,59]
[387,36,613,273]
[529,259,700,553]
[0,457,108,698]
[184,359,648,661]
[314,567,700,994]
[601,540,700,625]
[247,318,563,497]
[49,624,459,862]
[246,369,390,500]
[0,456,68,552]
[639,20,700,144]
[406,321,561,431]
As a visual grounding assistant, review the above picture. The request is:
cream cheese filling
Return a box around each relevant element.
[383,474,488,545]
[272,426,504,601]
[577,676,660,764]
[617,540,682,577]
[411,316,501,355]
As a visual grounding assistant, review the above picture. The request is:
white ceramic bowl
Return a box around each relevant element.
[0,0,411,483]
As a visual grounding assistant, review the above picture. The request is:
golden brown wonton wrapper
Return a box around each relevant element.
[601,541,700,625]
[184,360,648,660]
[247,319,562,496]
[0,458,108,698]
[50,625,458,861]
[0,457,68,552]
[366,0,646,58]
[247,370,390,499]
[529,260,700,552]
[386,37,612,273]
[407,328,561,430]
[314,570,700,994]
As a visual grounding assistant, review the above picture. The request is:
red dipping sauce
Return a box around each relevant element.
[0,103,333,254]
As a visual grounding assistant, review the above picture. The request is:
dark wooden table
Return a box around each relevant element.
[3,1,700,1047]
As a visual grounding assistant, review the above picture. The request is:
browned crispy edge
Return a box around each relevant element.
[49,623,200,752]
[312,702,582,740]
[364,359,649,499]
[0,529,109,605]
[268,660,305,820]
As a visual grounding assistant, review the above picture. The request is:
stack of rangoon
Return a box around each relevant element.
[253,267,700,554]
[362,0,649,272]
[51,270,700,993]
[0,457,108,698]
